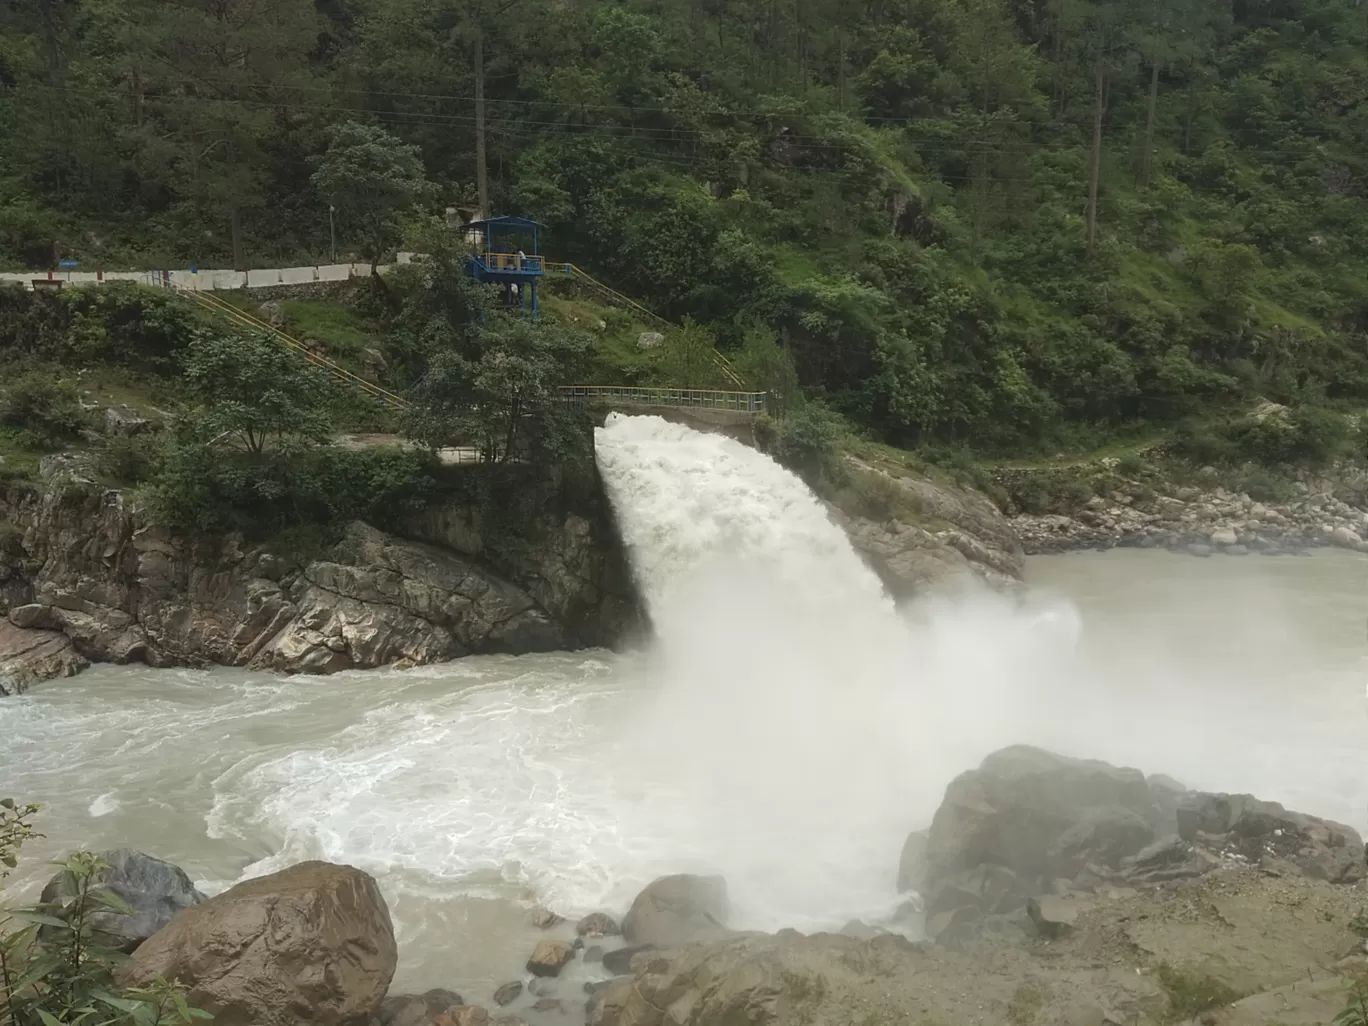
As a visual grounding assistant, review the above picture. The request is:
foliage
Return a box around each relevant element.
[405,314,592,465]
[0,375,85,449]
[3,0,1368,457]
[1334,977,1368,1026]
[180,333,332,456]
[312,123,433,274]
[1171,406,1353,469]
[0,801,211,1026]
[770,403,847,486]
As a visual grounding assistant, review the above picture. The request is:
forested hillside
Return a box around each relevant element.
[3,0,1368,454]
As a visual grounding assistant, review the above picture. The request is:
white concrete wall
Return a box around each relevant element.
[0,262,397,292]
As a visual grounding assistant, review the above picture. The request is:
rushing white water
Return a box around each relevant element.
[3,417,1366,999]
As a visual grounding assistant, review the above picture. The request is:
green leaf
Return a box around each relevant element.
[90,888,134,916]
[38,1008,65,1026]
[6,909,69,928]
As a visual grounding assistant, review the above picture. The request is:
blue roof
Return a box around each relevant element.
[464,215,546,230]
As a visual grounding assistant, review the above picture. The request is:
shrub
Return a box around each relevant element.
[0,798,210,1026]
[0,373,85,447]
[773,403,845,484]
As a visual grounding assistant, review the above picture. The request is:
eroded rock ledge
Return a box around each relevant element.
[0,461,640,686]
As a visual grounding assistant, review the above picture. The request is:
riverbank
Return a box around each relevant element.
[1000,458,1368,557]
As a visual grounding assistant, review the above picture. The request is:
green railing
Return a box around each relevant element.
[559,386,769,413]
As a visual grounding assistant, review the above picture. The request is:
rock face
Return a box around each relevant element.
[621,874,731,949]
[827,458,1024,598]
[122,861,397,1026]
[525,940,574,978]
[0,461,641,683]
[913,745,1366,940]
[41,849,205,952]
[0,620,87,695]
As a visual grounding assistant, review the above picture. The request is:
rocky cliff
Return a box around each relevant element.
[0,457,642,693]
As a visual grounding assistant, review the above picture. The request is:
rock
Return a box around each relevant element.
[1330,525,1362,549]
[1176,792,1364,882]
[1047,805,1156,874]
[584,945,604,963]
[584,978,625,1020]
[379,996,430,1026]
[1120,836,1221,885]
[530,999,563,1014]
[526,904,563,929]
[434,1008,488,1026]
[121,861,397,1026]
[1186,542,1214,557]
[422,990,464,1016]
[103,406,152,436]
[258,300,285,326]
[924,746,1158,897]
[0,463,640,678]
[0,621,88,695]
[621,874,731,948]
[40,849,205,952]
[576,911,621,937]
[636,331,665,350]
[1210,526,1238,546]
[492,982,522,1007]
[526,940,574,978]
[896,829,927,893]
[1027,895,1078,937]
[259,523,565,673]
[925,864,1029,918]
[602,944,654,975]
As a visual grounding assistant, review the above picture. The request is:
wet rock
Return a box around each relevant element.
[576,912,621,938]
[526,905,563,929]
[0,621,87,695]
[530,998,563,1014]
[622,874,730,948]
[602,944,654,975]
[40,849,204,952]
[897,829,928,893]
[1027,895,1078,937]
[526,940,574,978]
[1330,526,1362,549]
[1210,526,1238,547]
[422,991,464,1016]
[926,904,983,945]
[584,978,625,1020]
[1048,806,1156,874]
[1175,792,1364,882]
[121,861,397,1026]
[379,995,429,1026]
[924,746,1158,899]
[583,945,604,964]
[925,864,1030,918]
[491,982,522,1007]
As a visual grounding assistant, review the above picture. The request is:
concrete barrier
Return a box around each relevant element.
[0,261,389,292]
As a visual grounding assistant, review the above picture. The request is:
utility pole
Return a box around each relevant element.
[329,204,337,263]
[474,24,488,220]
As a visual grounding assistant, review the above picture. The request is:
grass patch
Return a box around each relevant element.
[280,299,377,360]
[1156,963,1239,1022]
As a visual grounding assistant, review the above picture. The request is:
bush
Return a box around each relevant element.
[773,403,845,484]
[0,798,209,1026]
[1172,407,1351,469]
[0,373,85,447]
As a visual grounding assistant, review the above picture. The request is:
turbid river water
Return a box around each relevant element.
[3,418,1367,1004]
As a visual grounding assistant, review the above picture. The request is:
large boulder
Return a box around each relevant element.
[121,861,397,1026]
[925,745,1159,891]
[0,620,88,695]
[41,849,204,952]
[621,875,730,948]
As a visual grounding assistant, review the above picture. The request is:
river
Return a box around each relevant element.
[2,422,1365,1001]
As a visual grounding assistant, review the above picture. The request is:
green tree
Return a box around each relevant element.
[180,332,332,455]
[312,122,432,276]
[406,315,590,464]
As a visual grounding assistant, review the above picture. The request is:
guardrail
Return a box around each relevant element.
[559,386,769,413]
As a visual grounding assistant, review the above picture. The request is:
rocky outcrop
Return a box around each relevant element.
[122,861,397,1026]
[828,458,1024,598]
[620,874,731,948]
[41,849,204,952]
[911,746,1366,940]
[0,620,87,695]
[1009,471,1368,556]
[0,460,640,684]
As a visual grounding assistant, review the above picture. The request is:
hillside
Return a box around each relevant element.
[3,0,1368,460]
